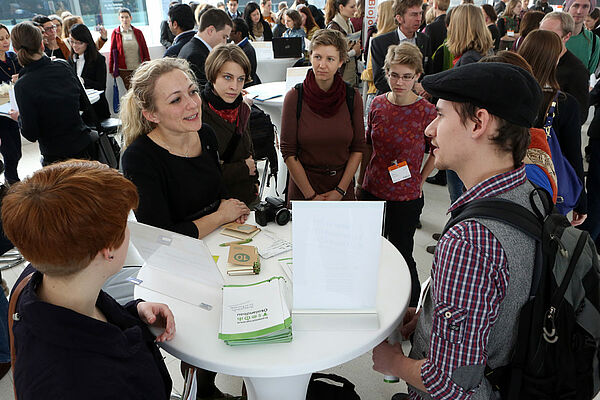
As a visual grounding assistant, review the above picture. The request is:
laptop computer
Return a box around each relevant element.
[272,37,303,59]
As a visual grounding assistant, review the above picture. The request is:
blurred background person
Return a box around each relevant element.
[325,0,362,87]
[227,0,243,19]
[497,0,522,37]
[261,0,277,24]
[0,24,22,184]
[32,15,70,60]
[482,4,501,51]
[298,6,319,40]
[109,7,151,90]
[244,2,273,41]
[48,14,63,37]
[68,23,110,124]
[283,9,307,51]
[512,10,544,50]
[230,18,261,86]
[164,3,197,57]
[272,9,287,37]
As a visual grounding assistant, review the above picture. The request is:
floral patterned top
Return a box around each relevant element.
[362,94,436,201]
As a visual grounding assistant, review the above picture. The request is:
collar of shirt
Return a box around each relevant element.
[447,165,527,214]
[238,37,249,47]
[174,29,196,42]
[397,27,416,44]
[196,34,213,51]
[75,53,85,77]
[120,26,133,33]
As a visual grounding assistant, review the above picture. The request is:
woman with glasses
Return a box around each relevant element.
[201,44,260,207]
[357,42,436,308]
[109,7,150,90]
[68,23,110,124]
[32,15,70,60]
[0,23,22,184]
[280,29,365,204]
[11,22,95,166]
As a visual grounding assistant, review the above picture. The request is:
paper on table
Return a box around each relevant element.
[128,221,224,288]
[291,201,384,311]
[253,41,274,59]
[285,66,311,93]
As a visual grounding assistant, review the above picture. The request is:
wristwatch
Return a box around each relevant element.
[334,186,346,197]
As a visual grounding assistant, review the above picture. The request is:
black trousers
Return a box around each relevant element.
[359,189,424,307]
[41,140,97,167]
[0,120,22,184]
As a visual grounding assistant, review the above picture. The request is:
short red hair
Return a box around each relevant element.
[2,160,139,276]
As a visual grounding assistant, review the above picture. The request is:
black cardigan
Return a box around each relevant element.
[15,56,92,158]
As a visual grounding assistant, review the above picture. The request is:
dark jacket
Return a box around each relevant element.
[557,49,589,124]
[11,267,172,400]
[160,20,175,48]
[494,1,506,15]
[531,0,553,13]
[309,4,325,28]
[201,95,259,206]
[371,29,432,93]
[15,56,92,158]
[165,30,197,58]
[488,23,501,51]
[250,20,273,41]
[273,23,286,38]
[69,52,111,122]
[588,79,600,139]
[178,36,210,88]
[454,49,483,67]
[239,38,261,87]
[424,14,447,55]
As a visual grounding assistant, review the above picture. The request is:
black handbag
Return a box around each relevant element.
[306,373,361,400]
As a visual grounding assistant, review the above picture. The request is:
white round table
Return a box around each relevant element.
[256,57,302,84]
[134,215,411,400]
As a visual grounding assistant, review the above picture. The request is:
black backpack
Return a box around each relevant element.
[442,188,600,400]
[248,104,278,186]
[306,373,361,400]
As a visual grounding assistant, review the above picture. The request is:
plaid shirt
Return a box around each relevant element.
[411,166,528,400]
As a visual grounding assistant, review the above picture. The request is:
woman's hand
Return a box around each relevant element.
[137,302,176,343]
[9,110,19,122]
[11,74,18,83]
[245,156,257,176]
[321,190,343,201]
[218,198,250,223]
[99,25,107,40]
[351,40,361,54]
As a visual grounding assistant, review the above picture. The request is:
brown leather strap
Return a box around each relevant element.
[8,273,33,400]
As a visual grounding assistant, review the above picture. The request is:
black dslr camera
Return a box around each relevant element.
[255,197,291,226]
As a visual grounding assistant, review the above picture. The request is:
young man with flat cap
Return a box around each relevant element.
[372,62,543,400]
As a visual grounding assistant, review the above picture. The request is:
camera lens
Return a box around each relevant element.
[275,208,291,226]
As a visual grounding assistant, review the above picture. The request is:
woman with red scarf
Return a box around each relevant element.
[202,44,260,207]
[280,29,365,203]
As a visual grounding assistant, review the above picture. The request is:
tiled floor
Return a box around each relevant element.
[0,127,595,400]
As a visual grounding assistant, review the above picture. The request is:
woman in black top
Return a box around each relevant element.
[0,24,22,183]
[482,4,501,51]
[244,2,273,41]
[202,44,259,207]
[11,21,94,166]
[68,23,110,123]
[121,57,250,240]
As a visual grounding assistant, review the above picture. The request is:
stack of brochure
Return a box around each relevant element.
[219,276,292,346]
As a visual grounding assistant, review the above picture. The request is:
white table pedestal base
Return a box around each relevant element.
[244,374,311,400]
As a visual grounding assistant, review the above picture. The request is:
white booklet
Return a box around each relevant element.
[219,276,291,345]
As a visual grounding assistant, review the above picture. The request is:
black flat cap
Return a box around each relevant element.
[421,63,542,128]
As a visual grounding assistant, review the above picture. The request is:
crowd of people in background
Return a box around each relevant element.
[0,0,598,398]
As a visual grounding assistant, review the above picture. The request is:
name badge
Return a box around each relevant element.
[507,30,515,37]
[388,161,411,183]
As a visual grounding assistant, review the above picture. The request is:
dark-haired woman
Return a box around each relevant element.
[68,23,110,124]
[325,0,361,86]
[11,21,95,166]
[283,9,307,51]
[202,44,259,207]
[280,29,365,204]
[0,23,22,184]
[298,6,319,40]
[244,2,273,41]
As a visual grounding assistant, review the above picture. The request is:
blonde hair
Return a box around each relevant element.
[504,0,521,18]
[425,6,436,24]
[205,43,251,82]
[62,15,84,39]
[374,1,397,37]
[384,42,423,74]
[11,22,43,66]
[120,58,197,148]
[446,4,493,56]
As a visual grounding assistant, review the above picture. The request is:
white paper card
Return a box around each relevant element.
[9,85,18,112]
[285,66,311,93]
[389,161,411,183]
[128,221,224,288]
[253,41,274,59]
[291,201,384,311]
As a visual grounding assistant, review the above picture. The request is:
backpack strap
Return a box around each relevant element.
[9,272,34,400]
[345,82,355,125]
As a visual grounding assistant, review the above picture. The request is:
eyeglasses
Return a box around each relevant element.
[387,72,416,82]
[43,25,57,33]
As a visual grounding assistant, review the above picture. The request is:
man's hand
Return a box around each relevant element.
[137,302,176,343]
[9,109,19,122]
[400,307,420,339]
[372,341,404,377]
[571,211,587,226]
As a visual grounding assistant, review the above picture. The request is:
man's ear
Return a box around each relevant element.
[142,109,160,124]
[471,108,492,140]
